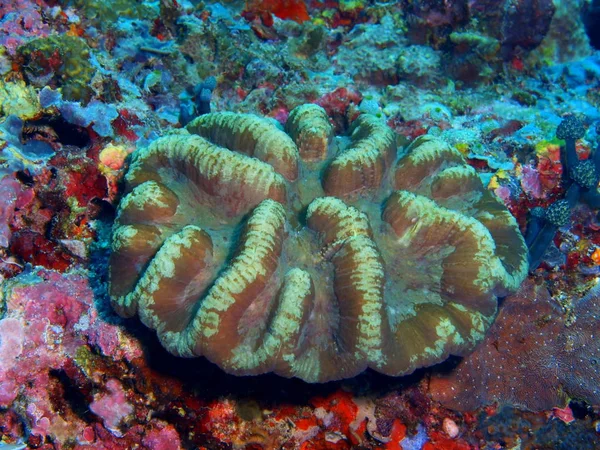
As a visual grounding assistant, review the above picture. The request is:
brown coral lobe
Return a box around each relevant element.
[109,108,528,382]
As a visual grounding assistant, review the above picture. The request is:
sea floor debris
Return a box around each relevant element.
[1,0,600,448]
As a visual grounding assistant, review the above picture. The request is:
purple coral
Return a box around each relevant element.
[0,269,143,445]
[429,278,600,411]
[0,176,23,248]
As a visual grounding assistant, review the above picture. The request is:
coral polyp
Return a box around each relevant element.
[109,109,528,382]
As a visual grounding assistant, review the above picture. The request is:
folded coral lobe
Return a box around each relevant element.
[109,111,528,382]
[187,112,300,181]
[286,104,333,162]
[322,114,396,197]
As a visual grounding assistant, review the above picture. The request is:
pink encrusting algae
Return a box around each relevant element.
[89,379,134,435]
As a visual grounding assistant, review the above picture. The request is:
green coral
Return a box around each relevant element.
[17,35,96,103]
[59,0,156,28]
[0,80,41,119]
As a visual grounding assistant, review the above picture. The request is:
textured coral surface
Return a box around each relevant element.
[429,277,600,411]
[110,109,528,382]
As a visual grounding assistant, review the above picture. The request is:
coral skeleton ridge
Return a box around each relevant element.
[110,109,528,382]
[285,104,333,162]
[186,111,300,181]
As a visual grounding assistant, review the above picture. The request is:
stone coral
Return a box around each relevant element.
[429,278,600,411]
[186,112,299,181]
[109,109,528,382]
[322,114,396,197]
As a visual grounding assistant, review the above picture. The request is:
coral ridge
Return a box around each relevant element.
[109,109,528,382]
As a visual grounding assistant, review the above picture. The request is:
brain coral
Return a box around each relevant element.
[109,106,528,382]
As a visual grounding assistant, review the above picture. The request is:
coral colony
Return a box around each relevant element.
[110,109,527,382]
[1,0,600,449]
[526,115,600,269]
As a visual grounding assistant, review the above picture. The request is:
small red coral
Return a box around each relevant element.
[64,165,108,207]
[112,109,142,142]
[316,87,362,133]
[536,144,563,191]
[310,391,358,438]
[245,0,310,23]
[387,117,430,140]
[423,430,471,450]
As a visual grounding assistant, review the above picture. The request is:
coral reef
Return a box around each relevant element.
[402,0,555,83]
[59,0,157,29]
[16,35,96,103]
[404,0,555,56]
[333,14,406,86]
[109,110,528,382]
[473,0,556,58]
[527,115,600,269]
[0,107,113,277]
[0,0,599,447]
[429,277,600,411]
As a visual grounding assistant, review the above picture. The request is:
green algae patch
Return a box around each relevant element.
[61,0,157,28]
[17,35,96,103]
[0,80,41,119]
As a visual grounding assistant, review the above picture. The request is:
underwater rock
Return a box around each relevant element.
[429,277,600,411]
